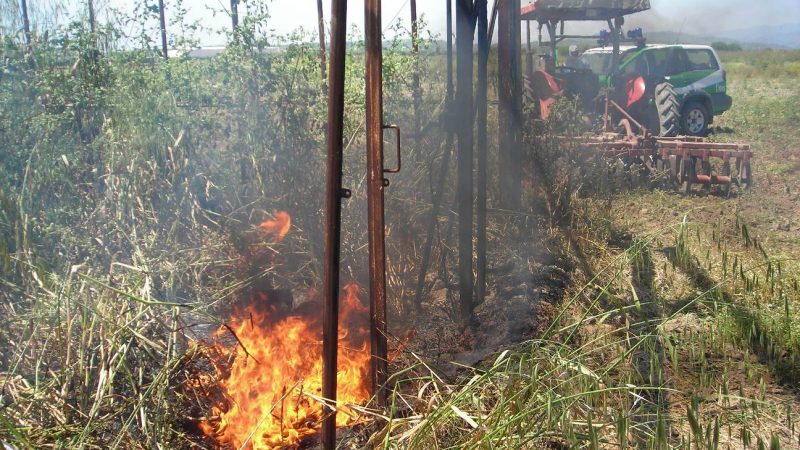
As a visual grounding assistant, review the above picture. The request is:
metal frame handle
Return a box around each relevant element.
[382,124,401,174]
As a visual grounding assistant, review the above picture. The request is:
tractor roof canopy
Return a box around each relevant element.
[521,0,651,22]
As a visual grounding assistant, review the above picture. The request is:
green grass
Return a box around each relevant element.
[379,218,800,448]
[719,50,800,79]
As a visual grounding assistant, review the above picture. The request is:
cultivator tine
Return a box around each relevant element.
[566,133,753,196]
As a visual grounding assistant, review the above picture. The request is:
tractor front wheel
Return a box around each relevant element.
[682,101,711,137]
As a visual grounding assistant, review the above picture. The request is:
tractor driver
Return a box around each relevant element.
[564,45,588,70]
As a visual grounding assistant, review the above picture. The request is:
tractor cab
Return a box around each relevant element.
[521,0,679,137]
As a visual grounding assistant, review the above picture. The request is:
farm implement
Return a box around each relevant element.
[521,0,754,194]
[562,130,754,194]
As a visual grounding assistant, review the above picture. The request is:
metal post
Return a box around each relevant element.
[322,0,348,447]
[526,19,534,81]
[498,0,510,204]
[88,0,96,34]
[547,21,557,72]
[446,0,454,101]
[20,0,31,48]
[476,0,488,307]
[230,0,239,31]
[158,0,168,58]
[611,18,622,70]
[410,0,421,137]
[413,0,454,313]
[456,0,475,323]
[498,0,521,210]
[489,0,499,43]
[317,0,327,93]
[365,0,388,407]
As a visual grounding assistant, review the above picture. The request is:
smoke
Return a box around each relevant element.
[647,0,800,34]
[532,0,800,47]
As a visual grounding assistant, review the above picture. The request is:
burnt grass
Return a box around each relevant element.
[395,216,575,379]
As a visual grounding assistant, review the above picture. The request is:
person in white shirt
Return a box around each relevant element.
[564,45,588,70]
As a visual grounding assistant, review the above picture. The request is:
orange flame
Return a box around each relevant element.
[259,211,292,243]
[202,284,371,449]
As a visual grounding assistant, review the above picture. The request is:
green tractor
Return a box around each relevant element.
[582,44,733,136]
[522,0,680,137]
[520,0,753,195]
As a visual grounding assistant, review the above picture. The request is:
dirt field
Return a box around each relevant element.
[577,50,800,448]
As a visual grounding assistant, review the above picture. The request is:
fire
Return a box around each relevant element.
[259,212,292,243]
[202,211,371,449]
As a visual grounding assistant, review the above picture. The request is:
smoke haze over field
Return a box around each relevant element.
[3,0,799,48]
[173,0,799,47]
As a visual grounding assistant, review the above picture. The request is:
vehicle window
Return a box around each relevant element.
[648,48,669,78]
[666,48,689,75]
[621,52,648,75]
[581,53,612,75]
[686,49,720,71]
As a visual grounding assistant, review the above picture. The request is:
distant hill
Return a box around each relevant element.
[644,24,800,50]
[716,23,800,50]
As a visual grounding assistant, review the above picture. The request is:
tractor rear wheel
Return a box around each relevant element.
[653,82,680,137]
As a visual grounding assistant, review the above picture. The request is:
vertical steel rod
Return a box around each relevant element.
[365,0,388,407]
[488,0,499,45]
[317,0,327,94]
[158,0,168,58]
[446,0,454,103]
[497,0,521,209]
[230,0,239,31]
[526,19,534,80]
[476,0,488,307]
[456,0,475,323]
[410,0,421,137]
[20,0,31,47]
[88,0,96,34]
[413,0,455,313]
[497,0,511,208]
[322,0,348,447]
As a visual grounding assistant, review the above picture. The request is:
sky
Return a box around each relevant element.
[178,0,800,46]
[37,0,800,47]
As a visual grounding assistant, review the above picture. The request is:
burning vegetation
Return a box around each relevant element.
[200,284,370,449]
[199,214,370,449]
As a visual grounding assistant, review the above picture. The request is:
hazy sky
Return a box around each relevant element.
[102,0,800,46]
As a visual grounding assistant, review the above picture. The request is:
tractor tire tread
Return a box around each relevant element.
[655,81,680,137]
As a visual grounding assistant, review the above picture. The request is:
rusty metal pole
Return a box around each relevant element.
[317,0,327,94]
[456,0,475,323]
[158,0,168,58]
[497,0,521,209]
[365,0,389,407]
[476,0,488,307]
[322,0,348,447]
